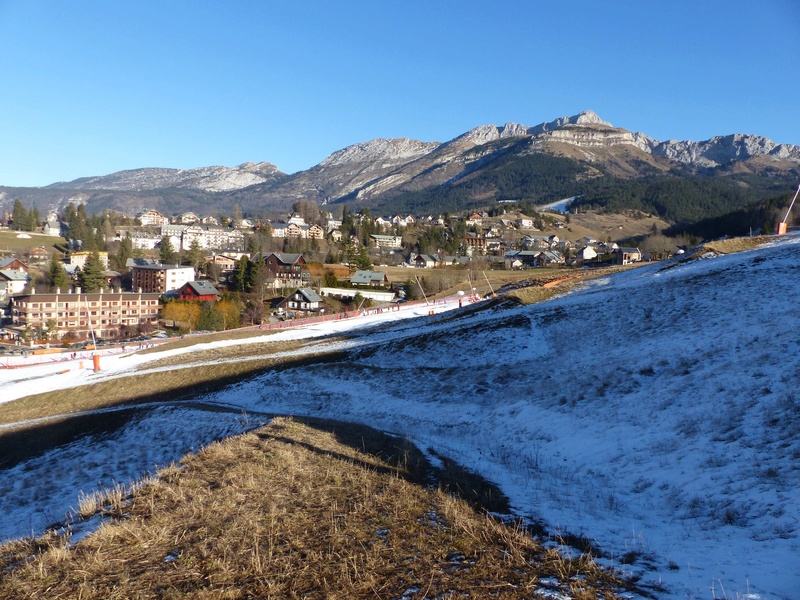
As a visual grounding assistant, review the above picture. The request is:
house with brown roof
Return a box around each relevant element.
[265,253,309,288]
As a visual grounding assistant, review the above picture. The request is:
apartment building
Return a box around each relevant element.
[9,288,161,339]
[131,264,196,293]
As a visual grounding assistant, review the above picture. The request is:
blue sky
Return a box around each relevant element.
[1,0,798,187]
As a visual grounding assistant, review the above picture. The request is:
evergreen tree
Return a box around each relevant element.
[11,199,28,231]
[159,236,178,264]
[79,251,105,292]
[249,258,268,298]
[187,238,204,271]
[341,205,355,236]
[357,245,372,270]
[115,234,133,270]
[343,237,360,273]
[322,270,339,288]
[231,256,249,292]
[47,253,71,291]
[27,207,40,231]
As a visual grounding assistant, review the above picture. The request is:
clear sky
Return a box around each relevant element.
[1,0,798,187]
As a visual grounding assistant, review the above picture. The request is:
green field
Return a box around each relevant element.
[0,229,66,256]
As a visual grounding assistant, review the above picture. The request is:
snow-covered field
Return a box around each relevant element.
[2,237,799,599]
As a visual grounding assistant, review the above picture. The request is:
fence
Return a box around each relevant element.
[1,295,469,369]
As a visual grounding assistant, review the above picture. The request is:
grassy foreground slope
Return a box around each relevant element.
[0,418,628,599]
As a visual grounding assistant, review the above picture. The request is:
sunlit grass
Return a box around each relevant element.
[0,418,629,599]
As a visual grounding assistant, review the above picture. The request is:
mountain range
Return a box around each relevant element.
[2,110,799,222]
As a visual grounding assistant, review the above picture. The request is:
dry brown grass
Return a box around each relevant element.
[701,235,773,255]
[505,264,644,306]
[0,418,629,599]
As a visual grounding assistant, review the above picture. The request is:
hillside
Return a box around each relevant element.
[0,418,627,599]
[1,235,799,598]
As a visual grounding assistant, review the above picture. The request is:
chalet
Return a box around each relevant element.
[414,254,439,268]
[350,270,389,287]
[507,256,523,270]
[325,217,343,232]
[576,246,598,262]
[616,247,642,265]
[391,215,411,227]
[370,234,403,249]
[0,269,29,300]
[466,213,484,226]
[269,223,288,238]
[284,287,323,315]
[486,240,503,252]
[201,215,219,225]
[306,224,325,239]
[128,231,162,250]
[374,217,392,229]
[515,217,534,229]
[265,252,308,287]
[43,221,62,236]
[269,222,304,238]
[28,246,50,263]
[504,250,539,268]
[598,242,619,255]
[535,250,565,267]
[0,257,29,272]
[137,209,169,227]
[68,252,110,269]
[485,225,502,238]
[206,254,238,273]
[177,212,201,224]
[442,256,470,267]
[178,280,220,301]
[556,239,572,253]
[329,229,343,243]
[521,235,550,250]
[464,232,487,252]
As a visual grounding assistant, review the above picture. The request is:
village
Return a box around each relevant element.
[0,200,661,352]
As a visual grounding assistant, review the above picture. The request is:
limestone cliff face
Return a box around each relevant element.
[649,133,800,167]
[47,162,283,193]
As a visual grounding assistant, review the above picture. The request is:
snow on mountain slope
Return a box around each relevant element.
[1,237,799,599]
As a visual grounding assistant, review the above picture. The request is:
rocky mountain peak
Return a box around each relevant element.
[529,110,612,134]
[319,138,441,168]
